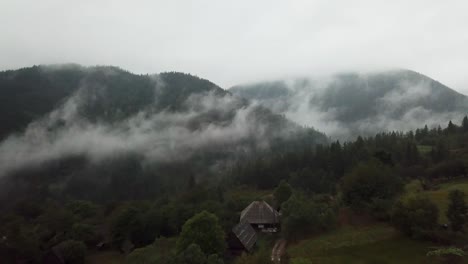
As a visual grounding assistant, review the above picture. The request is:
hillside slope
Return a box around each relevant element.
[0,65,327,202]
[231,70,468,139]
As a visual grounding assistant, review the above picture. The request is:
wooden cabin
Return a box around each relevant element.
[240,201,280,232]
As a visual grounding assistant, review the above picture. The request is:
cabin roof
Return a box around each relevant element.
[232,221,257,251]
[240,200,280,224]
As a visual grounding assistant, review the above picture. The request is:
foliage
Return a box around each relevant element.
[206,254,224,264]
[392,196,439,239]
[427,247,465,264]
[125,238,175,264]
[110,203,164,247]
[0,215,41,261]
[173,243,206,264]
[171,243,225,264]
[66,200,98,219]
[273,180,293,207]
[234,247,271,264]
[54,240,87,264]
[70,223,98,245]
[446,189,467,231]
[281,194,336,239]
[427,247,465,257]
[289,168,335,194]
[341,160,403,211]
[176,211,225,256]
[2,67,468,263]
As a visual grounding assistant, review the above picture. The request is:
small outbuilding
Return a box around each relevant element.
[240,201,280,232]
[227,221,257,255]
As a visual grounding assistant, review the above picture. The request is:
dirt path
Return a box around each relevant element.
[271,239,287,263]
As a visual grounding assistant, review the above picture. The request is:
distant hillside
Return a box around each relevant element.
[0,65,326,202]
[0,64,231,139]
[230,70,468,139]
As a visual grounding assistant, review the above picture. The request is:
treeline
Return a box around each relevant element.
[232,116,468,191]
[2,116,468,263]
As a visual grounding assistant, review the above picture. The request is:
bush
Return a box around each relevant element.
[66,200,98,219]
[342,161,402,212]
[70,223,98,245]
[427,247,465,264]
[446,189,467,232]
[54,240,87,264]
[176,211,225,256]
[392,196,439,239]
[273,180,293,208]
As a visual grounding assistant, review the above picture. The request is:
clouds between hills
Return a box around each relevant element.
[233,72,467,140]
[0,79,278,177]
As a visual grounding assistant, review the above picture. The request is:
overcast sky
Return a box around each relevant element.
[1,0,467,93]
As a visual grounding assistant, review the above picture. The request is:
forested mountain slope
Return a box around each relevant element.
[0,65,326,202]
[230,70,468,139]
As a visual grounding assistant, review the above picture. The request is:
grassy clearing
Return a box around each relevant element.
[287,179,468,264]
[427,179,468,223]
[288,224,395,255]
[403,178,468,223]
[287,224,437,264]
[417,145,432,155]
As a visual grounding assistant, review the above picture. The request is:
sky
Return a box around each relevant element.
[1,0,467,93]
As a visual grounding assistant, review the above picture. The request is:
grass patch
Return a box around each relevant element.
[288,224,395,254]
[425,179,468,223]
[287,224,437,264]
[402,179,468,223]
[301,237,434,264]
[287,178,468,264]
[417,145,432,155]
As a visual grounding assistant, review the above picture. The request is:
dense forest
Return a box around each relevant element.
[2,114,468,263]
[230,70,468,139]
[1,66,468,264]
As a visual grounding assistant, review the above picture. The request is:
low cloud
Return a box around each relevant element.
[0,83,275,177]
[233,72,467,140]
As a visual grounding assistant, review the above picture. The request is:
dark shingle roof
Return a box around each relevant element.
[232,221,257,251]
[240,201,280,224]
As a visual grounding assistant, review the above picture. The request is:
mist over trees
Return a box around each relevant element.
[1,65,468,263]
[230,70,468,139]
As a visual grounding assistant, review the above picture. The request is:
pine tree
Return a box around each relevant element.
[447,120,457,134]
[274,180,293,207]
[447,189,467,231]
[462,116,468,132]
[423,125,429,137]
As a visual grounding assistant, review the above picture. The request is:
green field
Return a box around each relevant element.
[287,224,439,264]
[404,178,468,223]
[417,145,432,155]
[287,178,468,264]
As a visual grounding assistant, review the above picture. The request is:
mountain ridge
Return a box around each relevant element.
[0,64,326,202]
[230,69,468,139]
